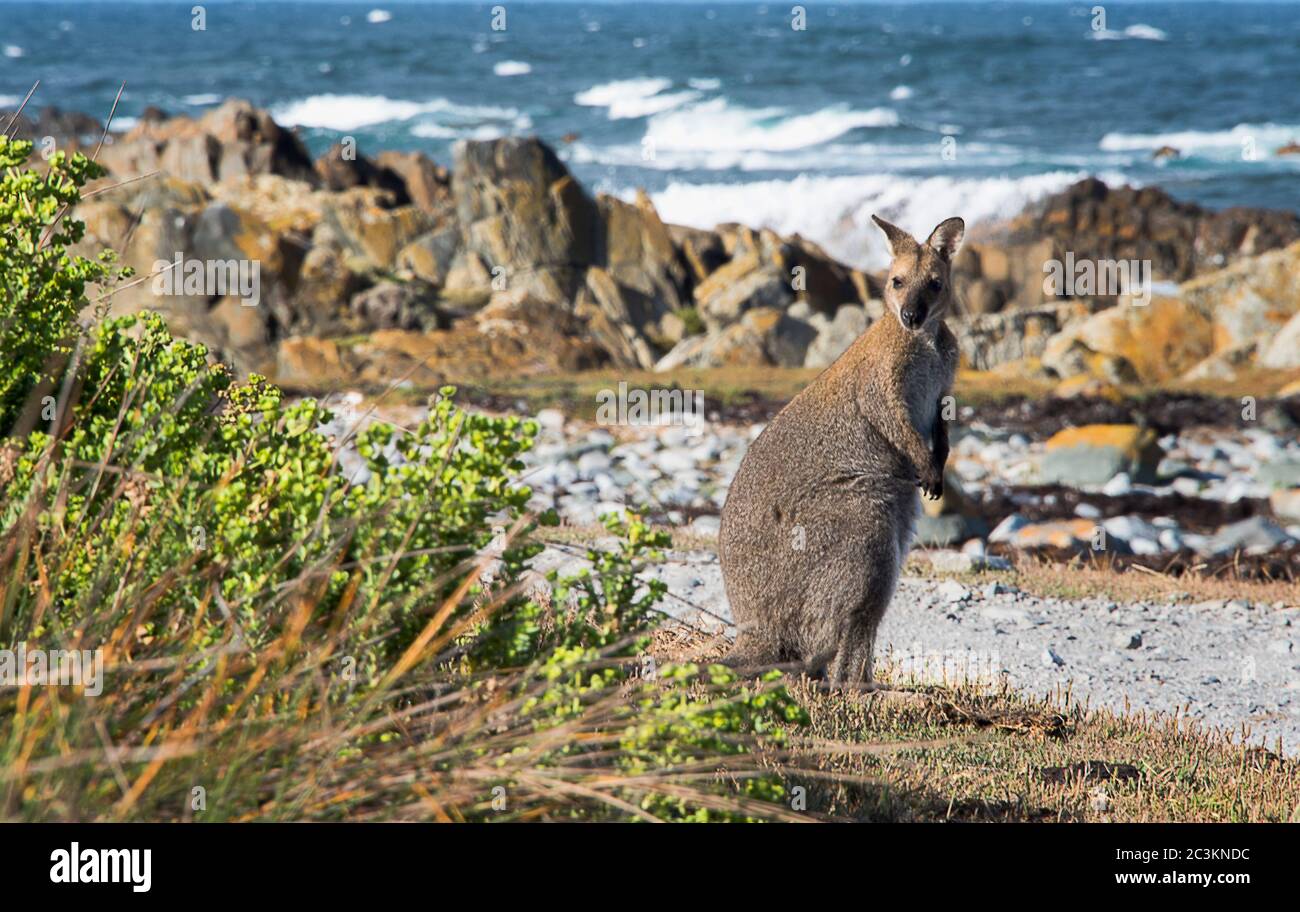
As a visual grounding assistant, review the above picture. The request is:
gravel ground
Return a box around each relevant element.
[539,545,1300,755]
[316,395,1300,752]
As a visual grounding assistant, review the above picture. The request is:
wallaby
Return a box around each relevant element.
[719,214,964,685]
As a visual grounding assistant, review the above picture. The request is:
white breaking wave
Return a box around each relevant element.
[576,78,671,107]
[1100,122,1300,154]
[366,9,392,24]
[3,45,24,58]
[1090,24,1168,41]
[890,85,914,101]
[611,91,699,120]
[645,99,899,153]
[271,94,523,131]
[182,93,223,106]
[688,77,721,91]
[494,60,532,77]
[0,94,20,107]
[639,170,1128,269]
[575,77,698,119]
[411,123,507,141]
[569,138,1058,174]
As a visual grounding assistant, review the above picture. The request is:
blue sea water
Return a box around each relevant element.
[1,1,1297,266]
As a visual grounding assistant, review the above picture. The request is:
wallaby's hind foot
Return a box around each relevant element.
[826,620,879,688]
[720,631,782,673]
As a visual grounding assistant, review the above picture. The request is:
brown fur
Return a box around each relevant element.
[719,215,964,685]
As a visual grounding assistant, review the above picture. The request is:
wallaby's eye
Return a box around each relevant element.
[928,278,943,292]
[891,276,903,289]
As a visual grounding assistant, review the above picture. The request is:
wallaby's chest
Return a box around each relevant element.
[901,339,946,437]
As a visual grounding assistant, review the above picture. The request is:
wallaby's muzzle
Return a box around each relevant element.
[900,304,927,329]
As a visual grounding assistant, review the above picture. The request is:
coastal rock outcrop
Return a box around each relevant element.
[57,101,1300,388]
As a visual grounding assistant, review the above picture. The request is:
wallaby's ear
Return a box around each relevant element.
[871,214,914,258]
[925,217,965,262]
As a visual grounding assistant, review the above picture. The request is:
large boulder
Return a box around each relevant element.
[1180,240,1300,354]
[952,304,1081,370]
[452,137,601,289]
[694,255,794,331]
[953,178,1300,316]
[574,267,662,369]
[799,302,870,368]
[100,99,316,184]
[395,221,462,289]
[1038,295,1214,383]
[654,307,813,370]
[375,150,452,214]
[314,143,409,204]
[592,191,691,354]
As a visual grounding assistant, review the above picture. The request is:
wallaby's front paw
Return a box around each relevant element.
[920,465,944,500]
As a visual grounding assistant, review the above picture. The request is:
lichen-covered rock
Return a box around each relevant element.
[101,99,316,184]
[654,307,812,370]
[349,280,444,332]
[452,137,601,278]
[1041,424,1163,485]
[953,304,1080,370]
[801,303,870,368]
[314,143,409,205]
[395,221,462,288]
[1039,296,1214,383]
[1182,241,1300,354]
[694,256,793,331]
[376,151,452,214]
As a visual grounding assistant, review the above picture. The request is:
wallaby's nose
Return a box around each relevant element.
[900,306,924,328]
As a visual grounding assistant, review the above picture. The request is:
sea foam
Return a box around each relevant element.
[644,99,899,153]
[494,60,532,77]
[575,78,700,119]
[1090,24,1169,41]
[639,171,1128,269]
[1100,122,1300,154]
[272,94,523,132]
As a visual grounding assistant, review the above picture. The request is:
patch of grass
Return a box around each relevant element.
[1169,365,1300,400]
[675,306,705,337]
[649,625,1300,821]
[953,367,1057,408]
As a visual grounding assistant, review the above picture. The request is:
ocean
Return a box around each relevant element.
[2,1,1298,267]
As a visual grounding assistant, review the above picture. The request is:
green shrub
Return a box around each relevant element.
[0,135,130,431]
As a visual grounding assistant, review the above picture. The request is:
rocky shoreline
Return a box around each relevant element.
[5,98,1297,398]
